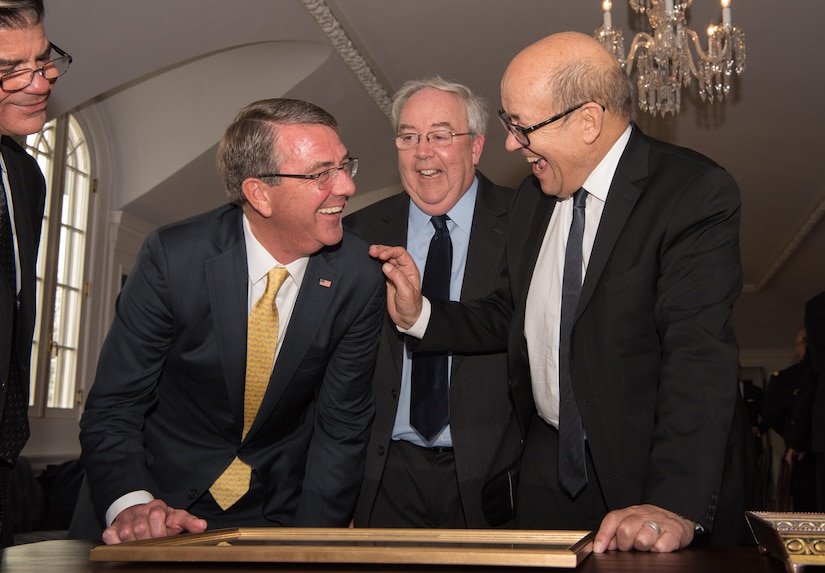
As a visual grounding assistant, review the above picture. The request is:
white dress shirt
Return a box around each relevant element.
[525,126,631,428]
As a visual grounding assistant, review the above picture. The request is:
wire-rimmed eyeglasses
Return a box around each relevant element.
[0,43,72,93]
[394,130,472,150]
[498,102,600,147]
[256,157,358,190]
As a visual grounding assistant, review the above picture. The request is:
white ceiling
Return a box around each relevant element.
[41,0,825,358]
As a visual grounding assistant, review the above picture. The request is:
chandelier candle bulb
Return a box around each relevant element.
[603,0,612,30]
[666,0,673,13]
[721,0,731,27]
[707,25,716,56]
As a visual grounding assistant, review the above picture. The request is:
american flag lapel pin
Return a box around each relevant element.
[319,278,332,288]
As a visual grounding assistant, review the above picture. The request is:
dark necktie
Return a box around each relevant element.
[0,177,15,290]
[558,189,588,498]
[0,177,28,466]
[410,215,452,445]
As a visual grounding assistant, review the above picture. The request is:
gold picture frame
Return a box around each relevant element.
[746,511,825,573]
[90,527,594,568]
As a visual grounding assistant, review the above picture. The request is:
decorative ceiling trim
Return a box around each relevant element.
[743,193,825,293]
[300,0,393,120]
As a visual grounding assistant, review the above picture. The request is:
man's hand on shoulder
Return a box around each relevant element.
[102,499,207,545]
[593,504,695,553]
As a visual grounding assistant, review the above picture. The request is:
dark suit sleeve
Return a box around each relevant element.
[418,259,513,354]
[294,260,385,526]
[79,230,172,517]
[642,166,742,528]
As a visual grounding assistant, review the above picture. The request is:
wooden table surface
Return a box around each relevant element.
[0,540,791,573]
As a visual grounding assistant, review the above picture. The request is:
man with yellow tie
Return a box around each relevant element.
[73,99,385,544]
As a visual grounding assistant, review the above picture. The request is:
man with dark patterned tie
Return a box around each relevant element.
[346,77,512,528]
[0,0,71,547]
[370,31,749,552]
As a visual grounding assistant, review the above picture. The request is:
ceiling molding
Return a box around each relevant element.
[301,0,393,119]
[743,192,825,293]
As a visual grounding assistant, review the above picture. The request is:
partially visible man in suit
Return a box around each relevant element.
[77,98,384,544]
[0,0,71,546]
[764,327,816,511]
[787,291,825,511]
[345,77,512,528]
[371,31,747,552]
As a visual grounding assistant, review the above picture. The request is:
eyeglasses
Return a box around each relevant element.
[256,157,358,190]
[394,130,472,150]
[498,102,595,147]
[0,43,72,93]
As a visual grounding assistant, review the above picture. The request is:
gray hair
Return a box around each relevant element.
[0,0,44,29]
[216,98,339,206]
[391,76,488,135]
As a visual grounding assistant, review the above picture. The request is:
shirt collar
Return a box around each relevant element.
[407,174,479,236]
[582,125,632,203]
[242,212,308,286]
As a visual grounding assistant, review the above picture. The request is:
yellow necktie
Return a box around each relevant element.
[209,266,289,510]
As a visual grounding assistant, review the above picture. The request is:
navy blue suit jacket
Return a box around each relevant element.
[80,204,384,528]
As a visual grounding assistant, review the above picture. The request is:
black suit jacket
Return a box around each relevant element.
[418,126,748,542]
[788,291,825,455]
[0,136,45,457]
[79,204,384,529]
[345,172,512,527]
[764,360,808,441]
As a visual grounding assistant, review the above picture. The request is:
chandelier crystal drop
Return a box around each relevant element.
[596,0,746,116]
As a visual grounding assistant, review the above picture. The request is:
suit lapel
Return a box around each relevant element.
[461,173,510,301]
[204,208,249,432]
[2,142,36,301]
[518,182,557,311]
[454,173,510,374]
[248,249,341,437]
[384,195,410,379]
[578,127,649,319]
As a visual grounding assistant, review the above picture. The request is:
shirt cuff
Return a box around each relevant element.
[397,297,431,339]
[106,490,155,526]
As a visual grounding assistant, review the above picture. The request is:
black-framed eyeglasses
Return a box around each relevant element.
[394,130,472,150]
[0,43,72,93]
[256,157,358,190]
[498,102,594,147]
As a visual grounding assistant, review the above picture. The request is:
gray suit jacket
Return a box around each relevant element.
[345,171,513,527]
[79,204,384,529]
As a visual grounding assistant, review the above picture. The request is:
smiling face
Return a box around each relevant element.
[0,24,53,137]
[500,66,589,200]
[500,32,621,200]
[396,88,484,216]
[243,123,355,263]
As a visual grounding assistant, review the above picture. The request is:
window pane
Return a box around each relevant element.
[25,121,56,408]
[25,115,91,412]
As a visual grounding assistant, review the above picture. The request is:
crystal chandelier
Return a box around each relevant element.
[596,0,746,116]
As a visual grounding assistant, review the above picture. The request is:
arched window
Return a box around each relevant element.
[25,114,92,417]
